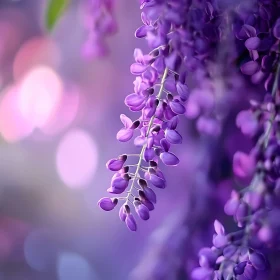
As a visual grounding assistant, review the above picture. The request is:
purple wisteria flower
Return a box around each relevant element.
[82,0,117,58]
[98,0,191,231]
[192,3,280,278]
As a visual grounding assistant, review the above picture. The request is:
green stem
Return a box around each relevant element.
[125,68,169,202]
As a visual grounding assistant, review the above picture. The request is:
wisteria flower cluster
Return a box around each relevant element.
[98,0,192,230]
[82,0,117,58]
[92,0,280,279]
[192,2,280,279]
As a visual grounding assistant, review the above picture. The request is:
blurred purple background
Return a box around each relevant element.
[0,0,203,279]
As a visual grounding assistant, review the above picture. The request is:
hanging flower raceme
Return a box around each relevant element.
[98,0,192,231]
[192,11,280,280]
[82,0,117,58]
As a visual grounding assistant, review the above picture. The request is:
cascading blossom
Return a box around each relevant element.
[90,0,280,277]
[192,4,280,279]
[98,0,191,231]
[82,0,117,58]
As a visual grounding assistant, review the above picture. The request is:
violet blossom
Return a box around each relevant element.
[192,3,280,279]
[98,0,190,231]
[82,0,117,58]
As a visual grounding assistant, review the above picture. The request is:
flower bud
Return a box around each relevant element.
[125,213,137,231]
[134,200,150,220]
[106,155,127,171]
[98,197,118,211]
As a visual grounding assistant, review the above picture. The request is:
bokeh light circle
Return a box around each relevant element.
[18,66,63,128]
[0,86,34,142]
[41,86,80,136]
[24,229,58,272]
[56,129,98,189]
[57,252,96,280]
[13,36,61,81]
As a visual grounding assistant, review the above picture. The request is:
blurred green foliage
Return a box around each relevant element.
[45,0,70,31]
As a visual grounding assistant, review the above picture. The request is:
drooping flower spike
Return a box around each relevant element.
[192,7,280,279]
[82,0,117,58]
[98,0,192,231]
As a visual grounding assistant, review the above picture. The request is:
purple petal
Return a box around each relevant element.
[236,110,258,136]
[134,136,146,147]
[258,225,273,243]
[213,234,227,248]
[119,205,127,222]
[142,67,158,83]
[249,252,267,271]
[176,81,189,102]
[141,198,154,211]
[133,48,143,62]
[125,214,137,231]
[146,31,164,49]
[144,147,155,162]
[147,136,154,149]
[236,24,256,40]
[234,262,247,275]
[245,37,261,50]
[198,248,217,268]
[145,100,157,118]
[243,24,257,37]
[98,197,117,211]
[165,129,182,144]
[235,203,248,226]
[164,105,177,120]
[130,63,148,75]
[140,12,150,25]
[135,25,153,38]
[120,114,133,129]
[129,102,146,112]
[125,93,146,107]
[152,56,165,74]
[251,70,268,85]
[244,264,257,280]
[233,151,255,178]
[165,51,181,71]
[135,203,150,220]
[224,198,239,216]
[167,116,179,130]
[108,176,129,194]
[106,156,126,171]
[160,138,170,152]
[250,49,259,61]
[116,128,134,142]
[240,61,260,75]
[160,152,179,166]
[170,100,186,115]
[164,76,177,93]
[243,191,263,211]
[143,187,157,203]
[214,220,225,235]
[150,174,166,189]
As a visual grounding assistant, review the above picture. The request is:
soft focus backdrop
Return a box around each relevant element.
[0,1,201,279]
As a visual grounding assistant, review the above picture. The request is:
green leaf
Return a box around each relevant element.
[45,0,70,31]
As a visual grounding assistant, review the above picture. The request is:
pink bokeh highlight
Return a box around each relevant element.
[56,129,98,189]
[13,36,61,81]
[41,86,80,136]
[18,66,63,129]
[0,86,34,142]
